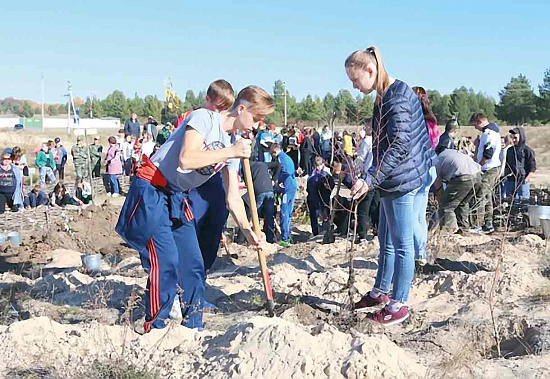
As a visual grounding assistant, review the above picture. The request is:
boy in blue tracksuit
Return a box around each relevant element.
[270,144,297,247]
[116,85,274,333]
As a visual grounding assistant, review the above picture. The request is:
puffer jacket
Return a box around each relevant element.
[505,127,536,182]
[368,80,437,196]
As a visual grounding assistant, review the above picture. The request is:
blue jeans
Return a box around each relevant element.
[257,191,276,243]
[280,190,296,241]
[124,158,133,176]
[374,187,420,303]
[109,174,120,194]
[262,152,272,163]
[39,167,56,187]
[504,180,530,201]
[414,166,436,260]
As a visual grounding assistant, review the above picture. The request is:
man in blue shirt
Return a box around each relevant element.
[270,143,297,247]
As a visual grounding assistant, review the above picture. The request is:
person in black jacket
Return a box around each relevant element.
[124,113,140,139]
[307,157,334,236]
[504,127,536,201]
[239,160,281,243]
[435,119,459,155]
[344,46,437,326]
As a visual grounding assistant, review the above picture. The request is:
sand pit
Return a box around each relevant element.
[1,206,550,378]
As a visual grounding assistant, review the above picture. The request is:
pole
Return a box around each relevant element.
[41,75,45,132]
[283,82,288,126]
[242,158,275,317]
[66,81,72,134]
[330,111,336,165]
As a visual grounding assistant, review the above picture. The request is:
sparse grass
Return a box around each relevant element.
[0,288,13,325]
[81,358,160,379]
[7,359,160,379]
[530,283,550,302]
[434,323,494,379]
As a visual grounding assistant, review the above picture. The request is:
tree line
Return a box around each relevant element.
[2,67,550,126]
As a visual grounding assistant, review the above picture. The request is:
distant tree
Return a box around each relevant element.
[497,74,537,125]
[184,90,201,111]
[12,104,21,117]
[323,93,336,121]
[474,92,496,121]
[80,98,92,118]
[101,90,129,121]
[143,95,162,122]
[335,90,355,124]
[427,90,450,124]
[266,80,285,125]
[57,103,67,115]
[538,67,550,122]
[358,94,374,124]
[448,87,472,126]
[47,105,59,116]
[92,98,103,118]
[313,96,325,126]
[129,93,145,117]
[17,101,35,118]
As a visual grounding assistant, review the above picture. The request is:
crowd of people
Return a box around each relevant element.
[1,47,539,331]
[0,113,182,213]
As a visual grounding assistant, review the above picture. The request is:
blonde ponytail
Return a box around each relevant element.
[345,46,391,103]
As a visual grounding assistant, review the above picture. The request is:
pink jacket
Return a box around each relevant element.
[106,145,123,175]
[426,120,440,150]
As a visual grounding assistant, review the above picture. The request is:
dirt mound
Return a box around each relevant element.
[0,315,426,379]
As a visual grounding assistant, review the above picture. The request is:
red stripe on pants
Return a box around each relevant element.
[144,239,160,332]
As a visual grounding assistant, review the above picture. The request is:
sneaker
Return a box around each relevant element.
[354,291,390,312]
[415,258,428,266]
[469,226,483,234]
[112,193,120,198]
[367,306,410,326]
[133,317,147,335]
[482,224,495,233]
[278,240,292,248]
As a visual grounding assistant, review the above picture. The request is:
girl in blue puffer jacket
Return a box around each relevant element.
[345,46,437,325]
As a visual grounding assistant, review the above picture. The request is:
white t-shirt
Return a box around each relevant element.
[121,141,135,160]
[141,141,156,159]
[357,136,373,174]
[477,126,501,171]
[152,109,239,191]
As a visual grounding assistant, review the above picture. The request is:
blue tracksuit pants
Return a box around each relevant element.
[116,176,219,331]
[189,172,228,272]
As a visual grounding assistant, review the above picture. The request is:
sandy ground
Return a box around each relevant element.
[1,200,549,378]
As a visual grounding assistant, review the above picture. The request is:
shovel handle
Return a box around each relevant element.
[242,158,275,316]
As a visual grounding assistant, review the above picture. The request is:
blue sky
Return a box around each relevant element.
[1,0,549,104]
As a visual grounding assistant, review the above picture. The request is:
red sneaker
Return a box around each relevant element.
[367,306,410,326]
[354,292,390,312]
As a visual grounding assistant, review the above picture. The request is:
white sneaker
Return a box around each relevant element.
[112,193,120,198]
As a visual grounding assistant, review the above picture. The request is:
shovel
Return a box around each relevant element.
[242,158,276,317]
